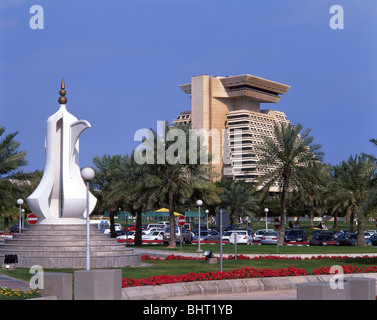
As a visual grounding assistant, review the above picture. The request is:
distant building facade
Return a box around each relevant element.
[176,74,291,189]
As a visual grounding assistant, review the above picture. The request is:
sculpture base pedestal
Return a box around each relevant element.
[38,218,86,225]
[0,224,141,268]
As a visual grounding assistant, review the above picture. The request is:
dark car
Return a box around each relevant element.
[10,224,19,233]
[284,229,307,243]
[309,231,337,246]
[370,234,377,246]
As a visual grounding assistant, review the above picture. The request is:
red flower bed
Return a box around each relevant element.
[123,254,377,288]
[122,266,308,287]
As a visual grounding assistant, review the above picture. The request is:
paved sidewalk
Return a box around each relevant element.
[0,274,31,291]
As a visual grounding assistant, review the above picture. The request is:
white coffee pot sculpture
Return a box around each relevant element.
[28,79,97,224]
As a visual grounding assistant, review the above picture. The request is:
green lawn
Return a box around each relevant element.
[2,256,377,284]
[1,218,377,285]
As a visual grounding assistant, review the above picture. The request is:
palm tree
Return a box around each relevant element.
[92,154,130,237]
[137,122,220,247]
[257,122,323,244]
[327,155,376,246]
[296,161,328,228]
[0,125,27,232]
[219,181,258,224]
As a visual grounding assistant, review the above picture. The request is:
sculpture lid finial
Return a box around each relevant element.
[58,78,67,105]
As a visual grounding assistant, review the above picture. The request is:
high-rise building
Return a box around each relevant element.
[177,74,290,188]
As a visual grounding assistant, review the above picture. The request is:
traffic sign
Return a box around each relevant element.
[274,218,280,229]
[215,210,229,229]
[27,213,39,225]
[178,215,186,227]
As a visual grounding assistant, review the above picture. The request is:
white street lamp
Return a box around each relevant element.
[81,167,95,270]
[17,199,24,234]
[205,209,209,230]
[264,208,269,231]
[196,200,203,252]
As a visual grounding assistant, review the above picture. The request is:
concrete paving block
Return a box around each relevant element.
[227,279,248,293]
[74,269,122,300]
[276,277,295,290]
[344,277,376,300]
[214,280,233,294]
[197,281,218,295]
[122,286,144,300]
[136,286,160,300]
[242,278,263,292]
[288,276,312,288]
[297,281,350,300]
[42,272,72,300]
[260,278,279,291]
[153,285,173,299]
[183,282,203,295]
[166,283,188,297]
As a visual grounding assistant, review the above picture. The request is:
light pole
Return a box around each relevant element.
[81,167,95,271]
[205,210,209,229]
[264,208,269,231]
[17,199,23,234]
[196,199,203,252]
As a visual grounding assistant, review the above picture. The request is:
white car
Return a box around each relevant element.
[144,227,165,235]
[260,231,278,245]
[228,230,253,244]
[143,231,164,241]
[117,231,147,240]
[253,229,274,243]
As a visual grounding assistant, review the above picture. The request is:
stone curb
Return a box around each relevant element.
[122,272,377,300]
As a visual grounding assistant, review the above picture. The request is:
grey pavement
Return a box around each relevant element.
[0,273,31,291]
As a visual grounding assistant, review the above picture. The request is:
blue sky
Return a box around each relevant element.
[1,0,377,171]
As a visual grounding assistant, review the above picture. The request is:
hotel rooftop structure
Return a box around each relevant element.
[177,74,291,188]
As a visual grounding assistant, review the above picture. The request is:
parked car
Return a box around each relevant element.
[334,229,351,238]
[365,230,376,236]
[284,229,307,243]
[253,229,274,243]
[125,224,136,232]
[143,231,164,241]
[370,234,377,246]
[309,231,337,246]
[115,230,126,237]
[192,230,220,242]
[336,233,356,246]
[227,230,253,245]
[10,224,20,233]
[163,226,193,244]
[260,231,278,245]
[337,233,372,246]
[117,230,147,240]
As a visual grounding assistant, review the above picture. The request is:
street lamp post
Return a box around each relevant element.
[264,208,269,231]
[16,199,23,234]
[205,210,209,229]
[196,200,203,252]
[81,167,95,271]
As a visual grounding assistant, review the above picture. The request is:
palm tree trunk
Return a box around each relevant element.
[134,208,143,246]
[356,217,366,246]
[349,212,355,232]
[109,210,116,238]
[3,217,9,234]
[309,196,314,229]
[332,211,338,228]
[168,189,176,248]
[279,183,288,245]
